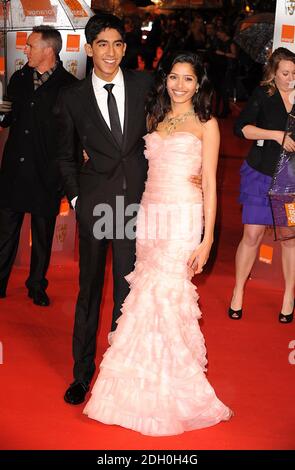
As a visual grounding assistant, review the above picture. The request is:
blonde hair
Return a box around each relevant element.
[261,47,295,95]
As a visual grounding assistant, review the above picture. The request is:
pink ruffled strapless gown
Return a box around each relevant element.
[83,132,232,435]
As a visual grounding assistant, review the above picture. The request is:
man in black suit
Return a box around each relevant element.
[55,14,153,405]
[0,26,76,306]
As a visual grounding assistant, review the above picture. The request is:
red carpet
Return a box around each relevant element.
[0,114,294,450]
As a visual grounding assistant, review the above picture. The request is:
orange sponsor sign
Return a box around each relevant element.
[281,24,295,43]
[59,198,70,217]
[20,0,54,17]
[259,244,273,264]
[66,34,80,52]
[0,57,5,75]
[63,0,87,17]
[43,4,57,22]
[285,202,295,227]
[16,32,28,50]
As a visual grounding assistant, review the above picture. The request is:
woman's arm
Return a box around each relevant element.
[241,124,282,141]
[234,87,295,152]
[201,117,219,246]
[228,42,237,59]
[241,125,295,152]
[187,117,219,274]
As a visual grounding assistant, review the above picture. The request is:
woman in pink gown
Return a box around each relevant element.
[83,51,232,436]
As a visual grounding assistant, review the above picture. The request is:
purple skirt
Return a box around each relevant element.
[239,161,274,225]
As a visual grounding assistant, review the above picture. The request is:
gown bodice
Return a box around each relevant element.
[143,131,203,204]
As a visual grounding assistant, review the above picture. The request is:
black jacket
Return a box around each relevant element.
[234,86,290,177]
[0,62,77,216]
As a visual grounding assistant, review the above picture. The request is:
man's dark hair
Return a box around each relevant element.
[32,25,62,56]
[85,13,125,45]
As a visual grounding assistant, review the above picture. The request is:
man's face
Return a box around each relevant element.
[85,28,126,81]
[24,32,48,69]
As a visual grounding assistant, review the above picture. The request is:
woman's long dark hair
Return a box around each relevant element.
[146,51,213,132]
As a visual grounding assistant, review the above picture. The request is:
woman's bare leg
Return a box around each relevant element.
[230,224,265,310]
[280,237,295,315]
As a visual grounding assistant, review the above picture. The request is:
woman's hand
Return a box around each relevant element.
[275,131,295,152]
[189,174,202,188]
[187,239,213,275]
[83,149,90,163]
[283,133,295,152]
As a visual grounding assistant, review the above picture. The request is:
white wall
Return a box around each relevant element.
[273,0,295,53]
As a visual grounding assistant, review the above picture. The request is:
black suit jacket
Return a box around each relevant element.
[0,62,77,216]
[55,69,153,208]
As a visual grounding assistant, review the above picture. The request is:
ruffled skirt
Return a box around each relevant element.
[239,161,273,225]
[83,202,232,435]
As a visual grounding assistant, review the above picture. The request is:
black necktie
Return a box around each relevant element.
[104,83,123,145]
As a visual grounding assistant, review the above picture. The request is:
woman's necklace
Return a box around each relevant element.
[163,110,196,134]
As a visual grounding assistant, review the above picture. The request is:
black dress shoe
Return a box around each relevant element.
[279,312,293,323]
[0,290,6,298]
[28,289,50,307]
[228,306,243,319]
[279,300,294,324]
[64,382,89,405]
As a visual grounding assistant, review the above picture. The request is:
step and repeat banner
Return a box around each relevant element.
[6,30,88,82]
[273,0,295,52]
[1,0,92,79]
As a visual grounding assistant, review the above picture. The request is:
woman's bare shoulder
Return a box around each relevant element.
[203,116,219,134]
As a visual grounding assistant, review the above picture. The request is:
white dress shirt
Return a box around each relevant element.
[92,68,125,131]
[71,68,125,209]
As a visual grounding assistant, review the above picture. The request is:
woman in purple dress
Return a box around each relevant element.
[228,47,295,323]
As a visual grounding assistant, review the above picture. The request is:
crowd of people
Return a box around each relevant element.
[0,10,294,437]
[121,11,241,117]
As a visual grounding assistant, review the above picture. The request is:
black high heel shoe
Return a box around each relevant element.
[279,301,294,324]
[228,307,243,320]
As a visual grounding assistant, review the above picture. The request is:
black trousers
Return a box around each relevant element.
[0,207,56,294]
[73,209,136,384]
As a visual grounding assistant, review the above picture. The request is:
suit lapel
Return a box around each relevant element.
[20,65,34,96]
[82,74,121,151]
